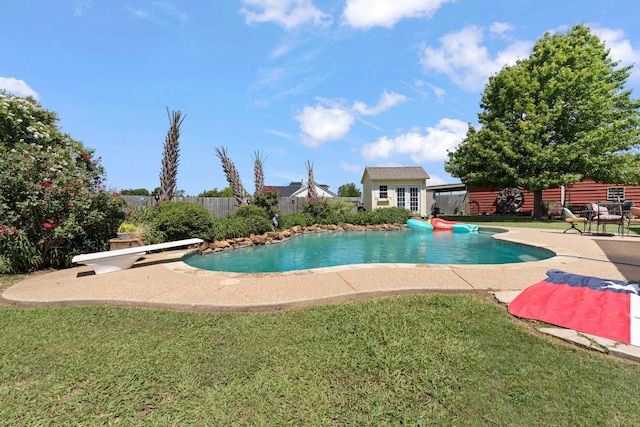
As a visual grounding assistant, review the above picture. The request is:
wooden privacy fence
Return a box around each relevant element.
[433,193,469,215]
[122,196,361,217]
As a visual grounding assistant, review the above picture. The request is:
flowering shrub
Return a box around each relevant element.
[0,92,126,273]
[301,197,357,224]
[302,198,331,222]
[252,187,281,219]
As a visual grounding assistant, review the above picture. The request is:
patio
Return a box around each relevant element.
[3,227,639,312]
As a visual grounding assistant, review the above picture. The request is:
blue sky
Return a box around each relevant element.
[2,1,640,196]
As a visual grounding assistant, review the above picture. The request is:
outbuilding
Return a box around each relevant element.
[360,166,430,217]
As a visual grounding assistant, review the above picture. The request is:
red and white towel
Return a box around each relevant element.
[508,270,639,346]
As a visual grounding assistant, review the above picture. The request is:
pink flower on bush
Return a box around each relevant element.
[43,222,55,229]
[42,181,52,188]
[2,225,19,236]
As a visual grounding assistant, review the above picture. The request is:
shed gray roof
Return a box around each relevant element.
[361,166,430,182]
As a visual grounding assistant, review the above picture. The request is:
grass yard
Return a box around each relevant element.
[1,221,640,425]
[1,279,639,425]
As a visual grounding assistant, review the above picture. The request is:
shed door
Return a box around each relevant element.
[395,186,420,213]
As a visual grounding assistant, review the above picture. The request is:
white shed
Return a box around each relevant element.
[360,166,430,217]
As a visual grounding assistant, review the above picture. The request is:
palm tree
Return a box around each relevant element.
[215,146,247,206]
[305,160,318,199]
[159,108,185,201]
[252,150,266,194]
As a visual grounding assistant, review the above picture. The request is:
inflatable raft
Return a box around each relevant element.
[407,218,478,233]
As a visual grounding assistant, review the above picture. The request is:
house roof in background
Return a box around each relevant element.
[269,181,304,197]
[291,183,337,198]
[361,167,430,183]
[268,182,336,197]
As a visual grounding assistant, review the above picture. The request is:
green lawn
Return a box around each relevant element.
[2,222,640,425]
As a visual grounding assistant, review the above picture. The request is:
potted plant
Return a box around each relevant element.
[117,222,137,239]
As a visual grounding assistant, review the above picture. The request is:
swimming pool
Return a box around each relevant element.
[183,228,554,273]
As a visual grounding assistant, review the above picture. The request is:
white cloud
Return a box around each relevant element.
[489,22,513,36]
[74,0,93,17]
[0,77,39,99]
[342,0,452,29]
[127,2,188,24]
[592,26,640,79]
[340,160,362,174]
[361,118,467,162]
[241,0,331,30]
[420,24,532,91]
[399,79,433,100]
[352,91,408,116]
[425,174,449,186]
[295,104,354,147]
[428,83,445,101]
[295,91,409,147]
[153,1,189,23]
[264,128,297,141]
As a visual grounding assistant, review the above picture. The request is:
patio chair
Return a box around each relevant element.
[627,205,640,235]
[562,207,587,234]
[587,202,625,235]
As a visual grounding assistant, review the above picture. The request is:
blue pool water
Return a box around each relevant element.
[183,228,554,273]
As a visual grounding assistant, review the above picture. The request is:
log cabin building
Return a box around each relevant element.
[466,180,640,215]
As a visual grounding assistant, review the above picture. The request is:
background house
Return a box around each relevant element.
[268,181,336,198]
[361,166,431,217]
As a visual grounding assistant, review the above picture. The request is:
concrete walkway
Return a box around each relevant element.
[2,227,640,359]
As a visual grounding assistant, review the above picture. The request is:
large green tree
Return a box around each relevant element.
[121,188,151,196]
[337,182,362,197]
[0,91,126,272]
[446,24,640,218]
[197,187,240,198]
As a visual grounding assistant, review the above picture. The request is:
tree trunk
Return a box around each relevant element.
[159,108,184,202]
[532,190,544,219]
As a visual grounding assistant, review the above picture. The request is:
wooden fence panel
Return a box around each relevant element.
[434,193,468,215]
[122,196,360,217]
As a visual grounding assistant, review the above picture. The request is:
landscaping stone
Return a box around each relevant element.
[202,223,407,252]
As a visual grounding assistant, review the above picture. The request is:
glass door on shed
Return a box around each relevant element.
[395,186,420,214]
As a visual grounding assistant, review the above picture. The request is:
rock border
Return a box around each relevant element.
[198,223,406,254]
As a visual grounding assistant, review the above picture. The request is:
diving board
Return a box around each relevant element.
[72,238,204,275]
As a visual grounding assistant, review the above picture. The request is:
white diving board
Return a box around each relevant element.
[71,238,204,275]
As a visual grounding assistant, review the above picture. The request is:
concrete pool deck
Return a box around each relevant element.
[5,226,640,361]
[3,227,639,313]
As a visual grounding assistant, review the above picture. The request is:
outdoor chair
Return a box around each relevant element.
[627,205,640,235]
[562,207,587,234]
[587,202,625,235]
